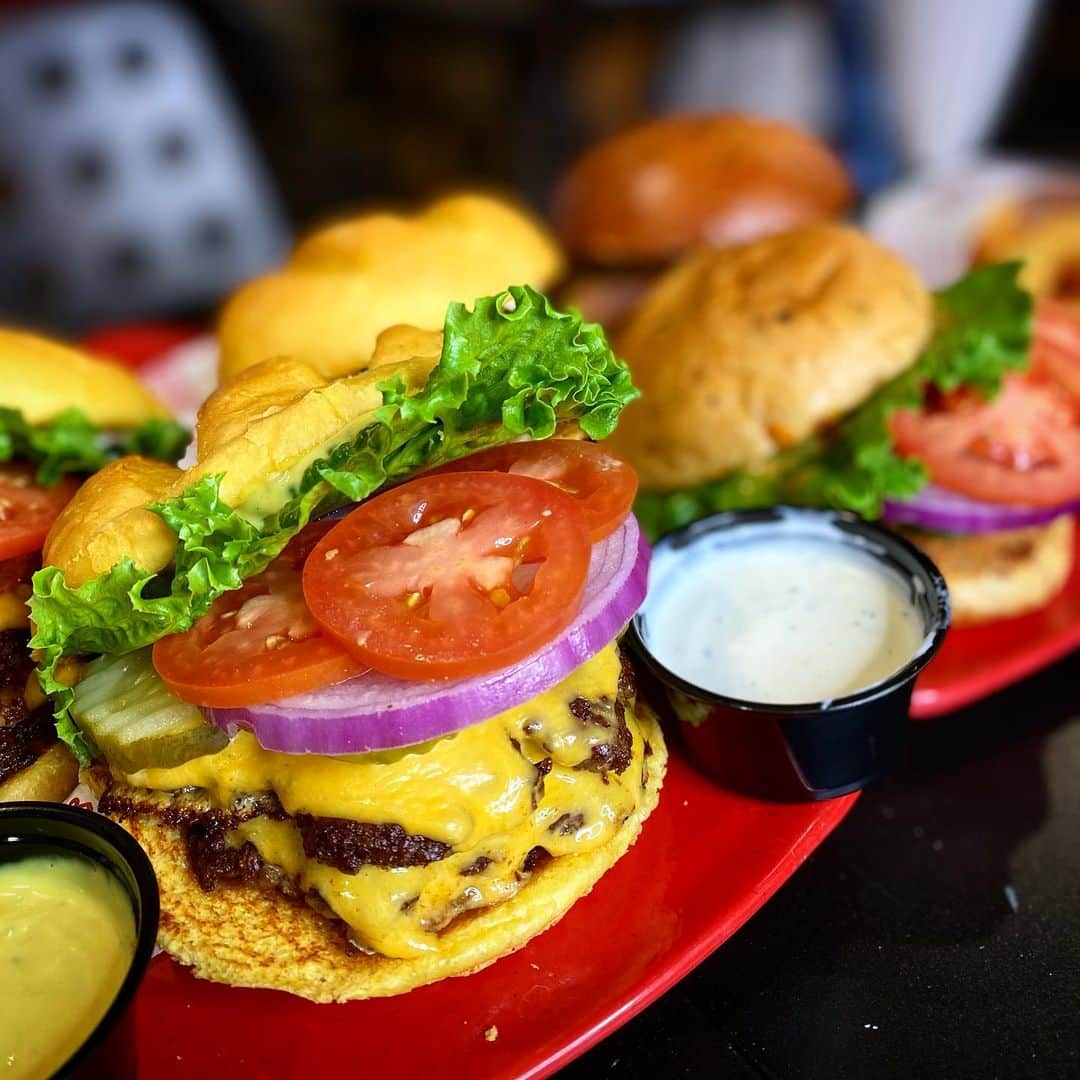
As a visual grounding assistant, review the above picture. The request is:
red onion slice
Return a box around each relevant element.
[882,484,1079,534]
[207,515,650,754]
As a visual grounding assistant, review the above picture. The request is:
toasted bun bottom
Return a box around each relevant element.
[904,516,1074,625]
[110,706,666,1003]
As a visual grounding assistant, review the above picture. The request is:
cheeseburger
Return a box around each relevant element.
[0,329,183,802]
[32,288,665,1002]
[610,224,1079,624]
[552,113,853,331]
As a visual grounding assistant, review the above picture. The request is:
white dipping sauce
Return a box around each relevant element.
[646,532,927,705]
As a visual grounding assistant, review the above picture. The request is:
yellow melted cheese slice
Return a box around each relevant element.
[126,644,651,958]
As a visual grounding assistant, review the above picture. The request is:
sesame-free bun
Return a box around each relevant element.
[0,328,170,428]
[606,224,932,491]
[904,516,1074,625]
[103,706,665,1003]
[553,114,853,267]
[43,326,443,586]
[218,194,563,382]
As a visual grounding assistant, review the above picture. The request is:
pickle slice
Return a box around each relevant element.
[71,649,227,773]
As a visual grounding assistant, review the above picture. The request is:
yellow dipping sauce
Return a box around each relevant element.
[0,853,136,1080]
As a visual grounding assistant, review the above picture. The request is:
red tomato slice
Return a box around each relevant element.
[302,472,592,680]
[431,440,637,542]
[891,375,1080,506]
[153,522,365,708]
[0,465,80,561]
[1033,300,1080,403]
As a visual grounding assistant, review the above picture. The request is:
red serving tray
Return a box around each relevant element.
[910,526,1080,718]
[131,743,855,1079]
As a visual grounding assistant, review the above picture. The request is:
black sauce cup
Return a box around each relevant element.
[629,508,951,801]
[0,801,159,1079]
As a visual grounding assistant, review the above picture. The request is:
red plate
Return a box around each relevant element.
[131,743,855,1079]
[911,523,1080,718]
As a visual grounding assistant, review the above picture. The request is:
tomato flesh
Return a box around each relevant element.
[302,472,592,680]
[0,465,80,560]
[1033,300,1080,403]
[153,522,365,707]
[891,375,1080,506]
[432,440,637,542]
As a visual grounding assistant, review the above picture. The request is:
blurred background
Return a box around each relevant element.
[0,0,1076,334]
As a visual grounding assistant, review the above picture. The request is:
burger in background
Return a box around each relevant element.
[607,223,1078,625]
[0,330,185,801]
[552,113,853,332]
[974,190,1080,299]
[217,193,564,383]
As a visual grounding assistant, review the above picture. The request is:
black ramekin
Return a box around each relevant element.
[629,507,951,801]
[0,801,159,1079]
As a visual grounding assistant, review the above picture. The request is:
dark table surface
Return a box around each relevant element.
[564,651,1079,1079]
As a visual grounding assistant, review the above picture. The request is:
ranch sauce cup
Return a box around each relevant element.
[630,508,950,800]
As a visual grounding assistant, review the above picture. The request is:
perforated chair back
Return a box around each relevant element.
[0,0,288,331]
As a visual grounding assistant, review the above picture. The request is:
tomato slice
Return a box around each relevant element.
[891,375,1080,506]
[302,472,592,680]
[432,440,637,542]
[0,465,80,560]
[1033,300,1080,403]
[153,522,365,707]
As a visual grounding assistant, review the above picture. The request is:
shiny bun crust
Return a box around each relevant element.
[904,516,1074,625]
[104,706,665,1003]
[217,193,563,382]
[0,328,169,428]
[606,224,932,490]
[553,114,853,266]
[44,327,444,586]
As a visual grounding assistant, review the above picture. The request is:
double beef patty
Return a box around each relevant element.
[100,654,640,893]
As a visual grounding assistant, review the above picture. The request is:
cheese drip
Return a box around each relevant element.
[125,644,651,958]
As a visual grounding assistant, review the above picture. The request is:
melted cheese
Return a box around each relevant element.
[125,645,650,959]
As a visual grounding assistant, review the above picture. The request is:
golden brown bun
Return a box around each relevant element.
[44,327,443,586]
[218,193,563,382]
[974,196,1080,298]
[606,224,932,490]
[0,328,170,427]
[905,516,1074,626]
[43,457,182,588]
[553,114,853,267]
[106,706,665,1002]
[0,743,79,803]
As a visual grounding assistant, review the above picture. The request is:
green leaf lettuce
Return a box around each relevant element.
[30,286,638,761]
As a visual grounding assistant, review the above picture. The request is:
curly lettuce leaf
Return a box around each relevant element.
[0,407,189,485]
[31,287,637,761]
[636,263,1033,539]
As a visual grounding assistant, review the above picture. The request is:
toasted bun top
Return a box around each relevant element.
[0,329,170,427]
[218,193,563,382]
[553,114,853,267]
[974,195,1080,297]
[45,327,442,586]
[605,224,932,490]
